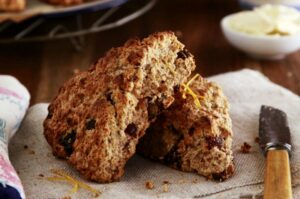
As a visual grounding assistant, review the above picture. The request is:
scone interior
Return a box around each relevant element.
[44,32,196,182]
[137,75,234,181]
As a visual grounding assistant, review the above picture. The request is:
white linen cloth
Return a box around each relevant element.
[0,75,30,199]
[9,69,300,199]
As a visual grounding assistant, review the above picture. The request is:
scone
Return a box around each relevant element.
[44,32,196,182]
[43,0,85,6]
[137,74,234,181]
[0,0,25,11]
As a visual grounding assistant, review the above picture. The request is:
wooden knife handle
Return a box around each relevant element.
[264,150,292,199]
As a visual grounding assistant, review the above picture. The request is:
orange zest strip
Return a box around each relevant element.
[46,169,101,197]
[182,74,200,99]
[182,83,202,109]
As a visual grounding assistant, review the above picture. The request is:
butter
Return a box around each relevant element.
[228,4,300,36]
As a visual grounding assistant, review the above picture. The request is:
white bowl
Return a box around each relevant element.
[221,14,300,60]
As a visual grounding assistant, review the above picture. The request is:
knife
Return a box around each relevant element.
[259,105,293,199]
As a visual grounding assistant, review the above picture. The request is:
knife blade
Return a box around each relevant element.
[259,105,292,154]
[259,105,293,199]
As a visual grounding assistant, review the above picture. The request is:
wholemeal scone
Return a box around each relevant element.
[44,32,196,183]
[137,74,234,181]
[0,0,25,11]
[43,0,85,6]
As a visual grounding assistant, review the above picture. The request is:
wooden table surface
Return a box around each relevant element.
[1,0,300,104]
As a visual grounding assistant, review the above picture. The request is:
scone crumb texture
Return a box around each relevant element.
[145,181,155,189]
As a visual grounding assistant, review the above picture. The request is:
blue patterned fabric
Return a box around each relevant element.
[0,184,21,199]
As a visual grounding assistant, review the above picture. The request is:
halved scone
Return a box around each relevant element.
[43,32,196,183]
[137,74,234,181]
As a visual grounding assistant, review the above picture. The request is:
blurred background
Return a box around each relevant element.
[1,0,300,104]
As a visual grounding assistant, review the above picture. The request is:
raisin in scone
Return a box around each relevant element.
[137,74,234,181]
[0,0,25,11]
[44,32,196,183]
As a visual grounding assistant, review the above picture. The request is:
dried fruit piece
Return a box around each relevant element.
[241,142,251,153]
[177,49,191,60]
[206,136,223,150]
[60,130,76,156]
[125,123,137,137]
[145,181,155,189]
[86,119,96,130]
[105,92,115,105]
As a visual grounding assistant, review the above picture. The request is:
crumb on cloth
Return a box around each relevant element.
[241,142,251,153]
[162,184,169,192]
[145,181,155,189]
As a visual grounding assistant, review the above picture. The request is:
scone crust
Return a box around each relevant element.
[44,31,196,182]
[137,76,234,181]
[0,0,25,11]
[43,0,83,6]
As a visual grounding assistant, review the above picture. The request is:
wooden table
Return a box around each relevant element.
[1,0,300,104]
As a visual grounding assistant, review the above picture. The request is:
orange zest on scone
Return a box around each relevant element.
[137,74,234,181]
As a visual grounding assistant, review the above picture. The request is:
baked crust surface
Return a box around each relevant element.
[43,0,84,6]
[43,31,196,182]
[0,0,25,11]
